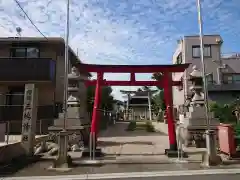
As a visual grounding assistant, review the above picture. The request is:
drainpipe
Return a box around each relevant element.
[216,36,224,85]
[216,67,221,84]
[217,64,226,84]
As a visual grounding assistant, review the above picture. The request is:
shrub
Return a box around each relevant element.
[209,102,236,123]
[126,121,137,131]
[145,121,155,132]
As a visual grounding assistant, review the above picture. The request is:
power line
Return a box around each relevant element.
[14,0,48,40]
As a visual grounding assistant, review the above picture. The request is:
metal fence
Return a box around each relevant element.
[0,93,57,121]
[0,93,118,145]
[0,111,118,145]
[0,119,52,145]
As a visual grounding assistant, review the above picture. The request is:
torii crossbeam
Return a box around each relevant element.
[76,63,190,158]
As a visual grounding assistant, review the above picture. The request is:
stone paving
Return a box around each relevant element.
[93,121,203,164]
[98,121,169,157]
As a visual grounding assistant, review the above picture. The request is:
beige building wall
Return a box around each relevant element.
[172,35,222,110]
[0,42,84,107]
[172,35,240,112]
[0,43,57,106]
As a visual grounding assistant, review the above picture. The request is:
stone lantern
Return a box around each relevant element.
[48,66,90,148]
[182,66,220,148]
[189,66,205,105]
[67,67,81,106]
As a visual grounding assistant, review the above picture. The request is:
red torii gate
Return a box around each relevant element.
[77,63,190,157]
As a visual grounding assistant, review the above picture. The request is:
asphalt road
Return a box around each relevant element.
[104,174,240,180]
[3,173,240,180]
[3,169,240,180]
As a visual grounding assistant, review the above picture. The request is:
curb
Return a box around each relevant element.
[73,157,202,165]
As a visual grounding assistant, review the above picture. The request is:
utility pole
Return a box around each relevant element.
[196,0,222,166]
[197,0,210,130]
[53,0,71,169]
[63,0,70,131]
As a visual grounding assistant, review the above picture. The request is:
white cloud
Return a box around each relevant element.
[0,0,240,99]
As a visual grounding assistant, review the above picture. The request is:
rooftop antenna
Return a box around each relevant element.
[16,27,22,37]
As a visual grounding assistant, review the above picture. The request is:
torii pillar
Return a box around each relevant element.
[163,72,184,157]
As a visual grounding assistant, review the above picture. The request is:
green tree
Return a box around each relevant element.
[86,85,95,113]
[151,72,166,111]
[87,86,115,113]
[151,72,163,90]
[209,102,236,123]
[101,86,115,111]
[152,90,165,113]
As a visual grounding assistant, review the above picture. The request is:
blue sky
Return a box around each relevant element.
[0,0,240,100]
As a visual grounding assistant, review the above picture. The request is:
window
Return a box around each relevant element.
[192,45,211,58]
[14,48,26,57]
[223,74,233,84]
[26,48,39,58]
[223,74,240,84]
[206,74,213,84]
[176,53,183,64]
[204,45,211,57]
[11,47,40,58]
[233,74,240,84]
[192,46,200,58]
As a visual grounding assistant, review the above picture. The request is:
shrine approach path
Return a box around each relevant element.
[98,121,169,157]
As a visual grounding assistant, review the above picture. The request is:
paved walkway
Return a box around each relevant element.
[98,121,169,156]
[96,121,209,163]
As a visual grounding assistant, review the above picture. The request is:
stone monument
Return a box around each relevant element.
[21,84,38,156]
[48,67,90,150]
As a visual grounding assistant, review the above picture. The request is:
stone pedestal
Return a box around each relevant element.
[52,131,72,169]
[201,130,222,167]
[184,106,219,130]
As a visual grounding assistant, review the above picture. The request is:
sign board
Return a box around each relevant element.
[21,84,38,156]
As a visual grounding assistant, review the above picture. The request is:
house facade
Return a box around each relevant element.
[172,35,240,114]
[0,37,88,133]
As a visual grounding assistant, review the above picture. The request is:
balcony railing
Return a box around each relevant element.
[0,57,56,82]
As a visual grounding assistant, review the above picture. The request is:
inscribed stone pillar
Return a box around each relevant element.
[21,84,38,156]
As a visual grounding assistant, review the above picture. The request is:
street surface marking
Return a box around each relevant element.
[3,168,240,180]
